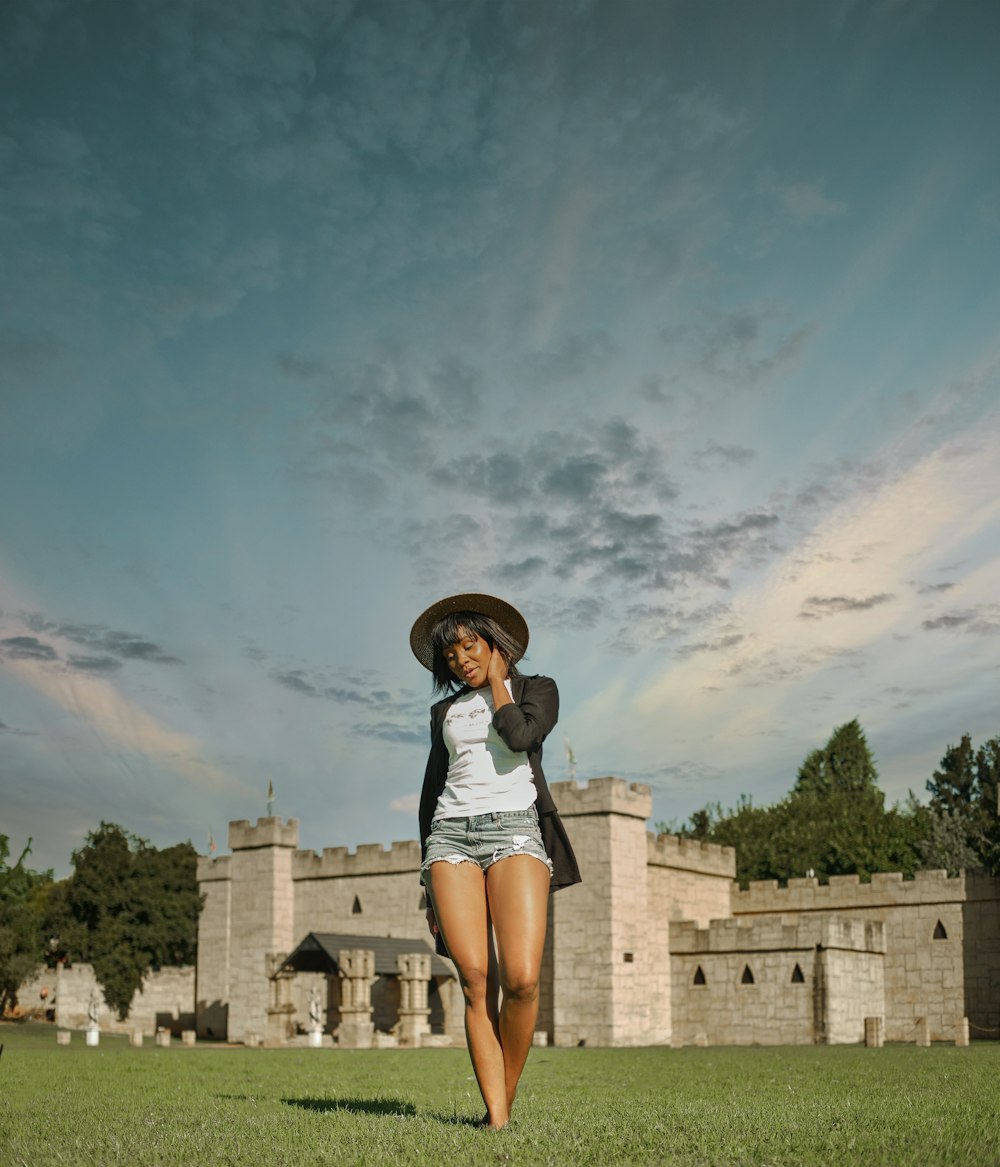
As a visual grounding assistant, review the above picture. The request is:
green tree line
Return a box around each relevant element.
[657,721,1000,887]
[0,823,200,1019]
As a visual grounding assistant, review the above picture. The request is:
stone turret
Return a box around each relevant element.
[222,817,298,1044]
[549,778,663,1046]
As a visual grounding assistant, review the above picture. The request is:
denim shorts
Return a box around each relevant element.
[422,805,553,880]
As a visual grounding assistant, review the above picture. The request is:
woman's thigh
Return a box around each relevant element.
[485,855,550,988]
[426,859,493,980]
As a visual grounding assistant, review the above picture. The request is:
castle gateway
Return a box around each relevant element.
[196,777,1000,1047]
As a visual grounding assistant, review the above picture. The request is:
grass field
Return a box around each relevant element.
[2,1022,998,1166]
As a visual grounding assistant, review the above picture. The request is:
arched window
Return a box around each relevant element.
[352,895,362,915]
[933,919,948,940]
[693,965,706,986]
[740,965,755,985]
[791,963,805,984]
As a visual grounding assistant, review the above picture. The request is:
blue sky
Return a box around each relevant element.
[2,0,999,875]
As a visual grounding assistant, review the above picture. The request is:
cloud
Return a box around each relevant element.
[390,792,421,814]
[2,656,246,798]
[361,722,426,746]
[922,607,1000,635]
[675,633,746,659]
[22,617,182,665]
[67,655,124,674]
[276,351,328,380]
[691,443,756,471]
[697,311,817,384]
[1,636,59,661]
[799,593,896,620]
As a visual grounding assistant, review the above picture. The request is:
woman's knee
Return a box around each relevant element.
[500,967,539,1002]
[457,964,492,1007]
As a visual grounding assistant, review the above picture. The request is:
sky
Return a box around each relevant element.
[2,0,999,876]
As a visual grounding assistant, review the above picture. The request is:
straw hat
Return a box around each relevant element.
[409,593,529,671]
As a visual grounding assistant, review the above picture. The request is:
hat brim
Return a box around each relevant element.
[409,593,529,671]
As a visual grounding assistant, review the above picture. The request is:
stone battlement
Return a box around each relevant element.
[292,840,422,879]
[732,868,1000,914]
[647,833,736,879]
[551,776,652,820]
[196,854,231,882]
[671,914,886,955]
[228,816,300,851]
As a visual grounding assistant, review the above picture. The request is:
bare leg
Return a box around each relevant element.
[486,855,550,1115]
[426,861,508,1129]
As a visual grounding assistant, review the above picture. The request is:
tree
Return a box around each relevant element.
[923,734,1000,874]
[926,734,978,815]
[664,720,922,886]
[795,719,880,795]
[0,837,53,1015]
[53,823,202,1020]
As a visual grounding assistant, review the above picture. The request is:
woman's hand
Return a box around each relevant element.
[487,646,513,710]
[486,645,509,685]
[425,904,439,938]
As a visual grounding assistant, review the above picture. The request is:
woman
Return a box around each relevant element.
[410,592,581,1131]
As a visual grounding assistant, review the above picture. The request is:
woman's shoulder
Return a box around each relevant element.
[515,673,557,694]
[429,686,470,714]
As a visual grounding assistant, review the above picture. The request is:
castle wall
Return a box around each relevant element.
[732,870,1000,1042]
[191,781,1000,1049]
[292,841,427,942]
[670,916,885,1047]
[53,962,195,1035]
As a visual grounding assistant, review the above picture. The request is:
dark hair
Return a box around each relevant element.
[429,610,524,693]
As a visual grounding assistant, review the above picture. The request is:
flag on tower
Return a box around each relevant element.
[266,778,274,814]
[208,832,217,855]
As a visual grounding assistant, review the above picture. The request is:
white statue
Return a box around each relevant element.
[308,985,323,1031]
[87,988,100,1027]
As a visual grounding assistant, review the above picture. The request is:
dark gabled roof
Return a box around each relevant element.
[281,932,453,978]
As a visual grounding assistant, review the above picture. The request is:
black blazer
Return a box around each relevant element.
[418,673,582,892]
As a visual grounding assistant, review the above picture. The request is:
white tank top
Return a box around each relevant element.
[433,680,537,819]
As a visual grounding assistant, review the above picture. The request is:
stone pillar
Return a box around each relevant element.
[56,1030,71,1045]
[916,1017,931,1047]
[264,953,296,1046]
[335,949,376,1048]
[436,976,466,1045]
[130,1030,144,1048]
[955,1017,970,1047]
[155,1028,172,1048]
[181,1030,196,1046]
[394,953,432,1047]
[864,1016,884,1048]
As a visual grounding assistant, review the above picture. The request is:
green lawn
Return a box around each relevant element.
[2,1022,998,1166]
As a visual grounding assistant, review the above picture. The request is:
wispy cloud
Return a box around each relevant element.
[799,593,896,620]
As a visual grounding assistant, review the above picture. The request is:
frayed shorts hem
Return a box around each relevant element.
[420,807,553,882]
